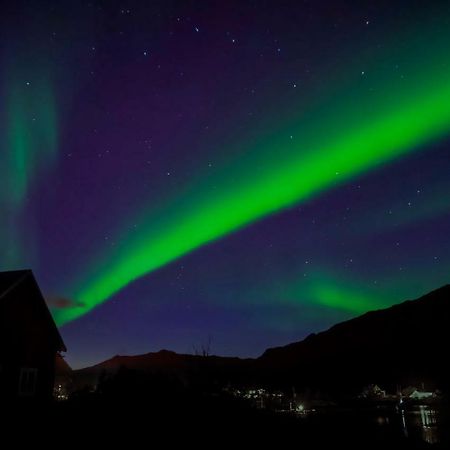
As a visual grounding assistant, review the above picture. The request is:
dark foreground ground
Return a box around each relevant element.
[4,393,449,448]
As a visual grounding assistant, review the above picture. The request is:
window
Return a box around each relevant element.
[18,368,38,396]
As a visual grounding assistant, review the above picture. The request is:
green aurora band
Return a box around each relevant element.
[294,275,394,315]
[1,74,58,266]
[6,80,58,205]
[264,263,450,323]
[56,28,450,325]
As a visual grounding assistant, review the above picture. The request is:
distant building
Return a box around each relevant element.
[410,390,434,400]
[401,386,434,400]
[359,384,386,399]
[0,270,66,401]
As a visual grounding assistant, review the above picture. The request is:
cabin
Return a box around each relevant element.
[0,270,66,401]
[401,386,434,400]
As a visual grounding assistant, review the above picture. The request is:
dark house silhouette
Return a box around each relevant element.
[0,270,66,401]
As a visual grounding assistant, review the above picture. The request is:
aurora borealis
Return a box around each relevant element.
[1,1,450,367]
[1,71,58,266]
[57,53,450,325]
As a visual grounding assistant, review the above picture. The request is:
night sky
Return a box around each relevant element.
[1,0,450,368]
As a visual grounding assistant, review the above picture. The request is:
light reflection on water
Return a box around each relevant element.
[405,405,439,445]
[378,405,441,444]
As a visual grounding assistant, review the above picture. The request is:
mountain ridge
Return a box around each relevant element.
[71,284,450,392]
[262,284,450,358]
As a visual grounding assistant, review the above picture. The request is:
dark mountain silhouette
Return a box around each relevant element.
[72,284,450,393]
[258,284,450,392]
[72,349,253,390]
[77,349,252,373]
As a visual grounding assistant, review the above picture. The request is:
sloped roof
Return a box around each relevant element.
[0,270,30,299]
[0,269,66,352]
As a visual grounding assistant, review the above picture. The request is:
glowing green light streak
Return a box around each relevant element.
[1,75,58,267]
[309,282,387,315]
[56,66,450,325]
